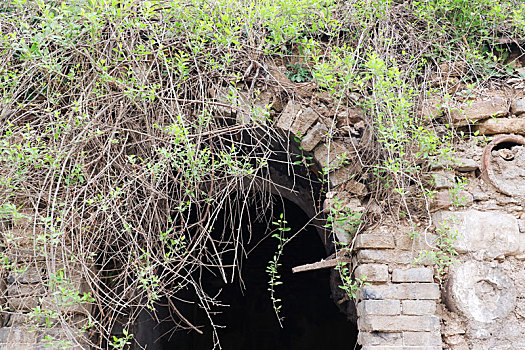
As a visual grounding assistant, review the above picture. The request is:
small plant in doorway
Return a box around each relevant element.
[335,261,369,299]
[266,213,290,327]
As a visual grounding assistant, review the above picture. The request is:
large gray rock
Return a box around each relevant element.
[432,210,521,257]
[444,260,516,323]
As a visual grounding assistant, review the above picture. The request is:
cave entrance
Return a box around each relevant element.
[133,196,359,350]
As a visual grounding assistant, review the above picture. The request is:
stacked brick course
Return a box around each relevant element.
[353,227,442,349]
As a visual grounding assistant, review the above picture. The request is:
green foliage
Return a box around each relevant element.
[285,63,313,82]
[110,329,133,349]
[335,262,369,299]
[1,0,524,346]
[416,220,459,278]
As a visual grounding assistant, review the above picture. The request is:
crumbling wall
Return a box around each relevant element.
[0,204,91,350]
[350,68,525,348]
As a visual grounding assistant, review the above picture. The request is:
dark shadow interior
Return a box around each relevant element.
[133,197,359,350]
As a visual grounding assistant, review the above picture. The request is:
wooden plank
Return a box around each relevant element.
[292,257,352,273]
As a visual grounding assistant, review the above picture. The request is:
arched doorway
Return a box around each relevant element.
[132,196,359,349]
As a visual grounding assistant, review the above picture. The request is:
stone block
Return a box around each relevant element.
[358,332,403,346]
[358,315,440,332]
[432,210,521,257]
[420,97,443,119]
[454,158,478,172]
[451,96,508,126]
[511,97,525,116]
[7,266,43,284]
[355,234,395,250]
[7,283,45,298]
[359,283,440,301]
[41,296,93,316]
[357,300,401,316]
[2,327,37,343]
[328,166,366,191]
[300,122,327,151]
[355,264,389,282]
[402,300,437,315]
[313,141,352,169]
[429,190,473,210]
[277,101,318,136]
[392,268,433,283]
[395,233,438,251]
[425,172,455,189]
[475,118,525,136]
[403,331,442,346]
[335,107,363,127]
[0,345,35,350]
[8,296,39,312]
[357,249,429,265]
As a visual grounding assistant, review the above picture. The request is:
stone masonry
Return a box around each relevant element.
[0,205,91,350]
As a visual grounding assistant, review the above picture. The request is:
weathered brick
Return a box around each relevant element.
[355,234,395,250]
[3,327,37,344]
[403,331,442,346]
[7,266,43,284]
[357,300,401,316]
[392,268,433,283]
[358,332,403,346]
[402,300,437,315]
[359,283,440,301]
[8,296,39,312]
[41,296,93,316]
[358,315,440,332]
[395,234,437,251]
[357,250,430,265]
[355,264,389,282]
[6,283,44,298]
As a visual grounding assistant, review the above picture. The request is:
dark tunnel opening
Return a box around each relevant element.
[133,197,360,350]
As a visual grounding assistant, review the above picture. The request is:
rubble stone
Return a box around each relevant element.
[475,118,525,135]
[277,101,318,136]
[313,141,352,169]
[300,122,327,151]
[429,190,473,210]
[511,97,525,116]
[451,96,508,126]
